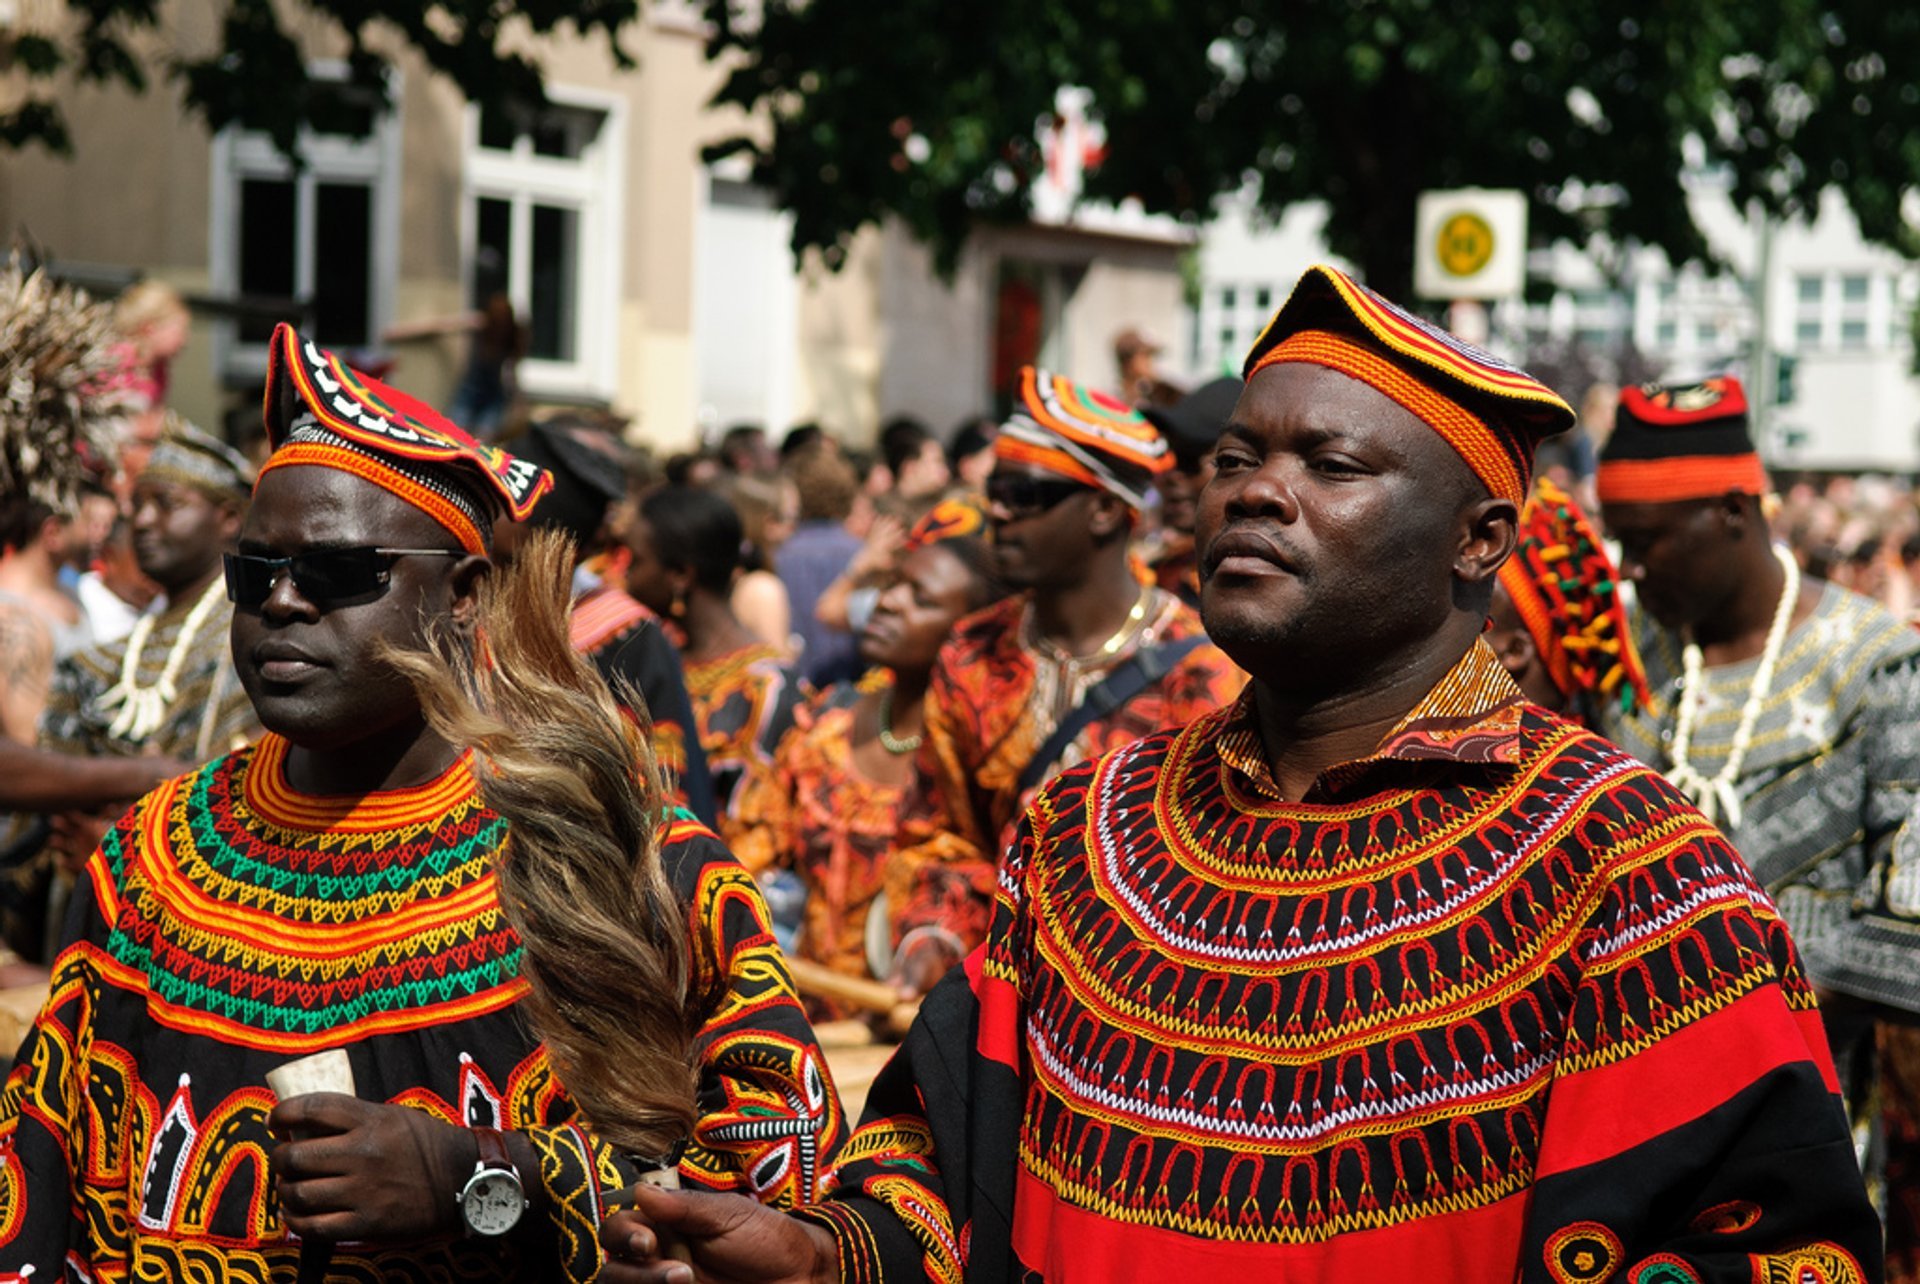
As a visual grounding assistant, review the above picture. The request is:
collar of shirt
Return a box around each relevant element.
[1215,638,1525,802]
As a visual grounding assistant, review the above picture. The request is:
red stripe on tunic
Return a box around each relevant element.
[1533,985,1829,1179]
[967,947,1022,1070]
[1009,1164,1527,1281]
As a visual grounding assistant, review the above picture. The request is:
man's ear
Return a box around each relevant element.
[1455,496,1519,585]
[1719,490,1757,535]
[217,501,247,547]
[448,555,491,632]
[1088,493,1132,541]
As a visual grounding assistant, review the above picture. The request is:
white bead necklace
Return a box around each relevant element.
[1665,543,1800,830]
[96,576,228,743]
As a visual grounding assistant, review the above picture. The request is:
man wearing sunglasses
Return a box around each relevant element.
[0,325,843,1281]
[885,367,1244,986]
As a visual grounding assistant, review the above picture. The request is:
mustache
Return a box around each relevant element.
[1199,523,1303,582]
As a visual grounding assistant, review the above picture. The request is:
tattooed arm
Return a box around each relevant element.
[0,599,53,743]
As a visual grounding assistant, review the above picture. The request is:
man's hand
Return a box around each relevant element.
[598,1183,839,1284]
[268,1094,473,1243]
[48,810,113,876]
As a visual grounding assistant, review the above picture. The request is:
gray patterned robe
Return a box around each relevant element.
[1599,580,1920,1011]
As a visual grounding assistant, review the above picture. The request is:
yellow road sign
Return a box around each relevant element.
[1437,212,1496,278]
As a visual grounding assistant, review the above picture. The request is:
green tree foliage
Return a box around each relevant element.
[3,0,639,158]
[702,0,1920,296]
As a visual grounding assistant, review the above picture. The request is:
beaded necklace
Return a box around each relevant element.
[1665,544,1800,829]
[876,685,922,755]
[96,576,227,743]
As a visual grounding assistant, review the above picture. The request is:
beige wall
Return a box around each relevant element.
[2,7,1186,456]
[0,1,724,448]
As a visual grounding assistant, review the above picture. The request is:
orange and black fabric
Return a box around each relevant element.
[1499,478,1651,717]
[1595,376,1767,505]
[258,323,552,554]
[1242,264,1574,505]
[995,367,1172,509]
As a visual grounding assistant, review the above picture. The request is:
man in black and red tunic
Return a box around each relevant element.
[599,266,1879,1282]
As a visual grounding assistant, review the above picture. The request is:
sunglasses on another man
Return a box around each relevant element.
[223,547,464,610]
[984,475,1095,519]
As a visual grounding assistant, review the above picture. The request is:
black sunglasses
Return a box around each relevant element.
[985,475,1093,518]
[223,547,464,609]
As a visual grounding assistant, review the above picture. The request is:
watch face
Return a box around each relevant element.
[461,1170,526,1236]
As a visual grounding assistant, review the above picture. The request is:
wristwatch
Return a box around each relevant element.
[456,1126,528,1236]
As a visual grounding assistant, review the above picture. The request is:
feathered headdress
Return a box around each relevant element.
[0,256,126,515]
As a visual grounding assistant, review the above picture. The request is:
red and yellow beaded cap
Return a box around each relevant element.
[1242,264,1574,505]
[1498,478,1651,713]
[257,323,552,554]
[994,366,1172,509]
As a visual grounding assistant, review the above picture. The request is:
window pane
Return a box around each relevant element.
[1796,319,1823,346]
[479,104,518,151]
[1841,318,1869,348]
[472,197,512,309]
[529,203,578,362]
[1842,274,1870,303]
[1797,274,1823,303]
[1220,286,1236,310]
[532,104,604,159]
[313,182,372,346]
[238,178,297,344]
[1254,286,1271,310]
[1656,320,1677,346]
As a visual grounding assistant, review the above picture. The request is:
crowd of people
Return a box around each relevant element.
[0,250,1913,1280]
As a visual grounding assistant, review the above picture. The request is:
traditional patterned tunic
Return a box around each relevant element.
[802,643,1877,1281]
[732,674,904,991]
[889,590,1244,951]
[0,733,844,1281]
[40,586,259,764]
[1599,581,1920,1008]
[686,642,803,822]
[570,584,718,827]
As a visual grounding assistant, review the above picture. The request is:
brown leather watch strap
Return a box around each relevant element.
[472,1125,513,1173]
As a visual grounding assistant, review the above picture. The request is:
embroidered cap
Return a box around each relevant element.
[257,324,552,554]
[1497,478,1650,714]
[140,414,254,504]
[994,367,1172,509]
[1242,264,1574,505]
[1595,376,1767,505]
[904,495,989,551]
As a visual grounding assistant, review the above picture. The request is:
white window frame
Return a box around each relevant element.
[461,86,625,403]
[208,62,402,382]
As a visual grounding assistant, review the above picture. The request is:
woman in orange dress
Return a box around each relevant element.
[621,485,802,817]
[729,499,1005,998]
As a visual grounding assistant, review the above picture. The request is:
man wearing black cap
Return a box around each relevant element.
[1141,375,1244,606]
[504,418,717,826]
[0,325,843,1280]
[1596,378,1920,1007]
[599,267,1874,1282]
[1597,376,1920,1265]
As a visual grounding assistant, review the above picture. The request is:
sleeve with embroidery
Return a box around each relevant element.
[661,818,846,1205]
[798,787,1048,1283]
[1517,827,1882,1281]
[0,856,109,1273]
